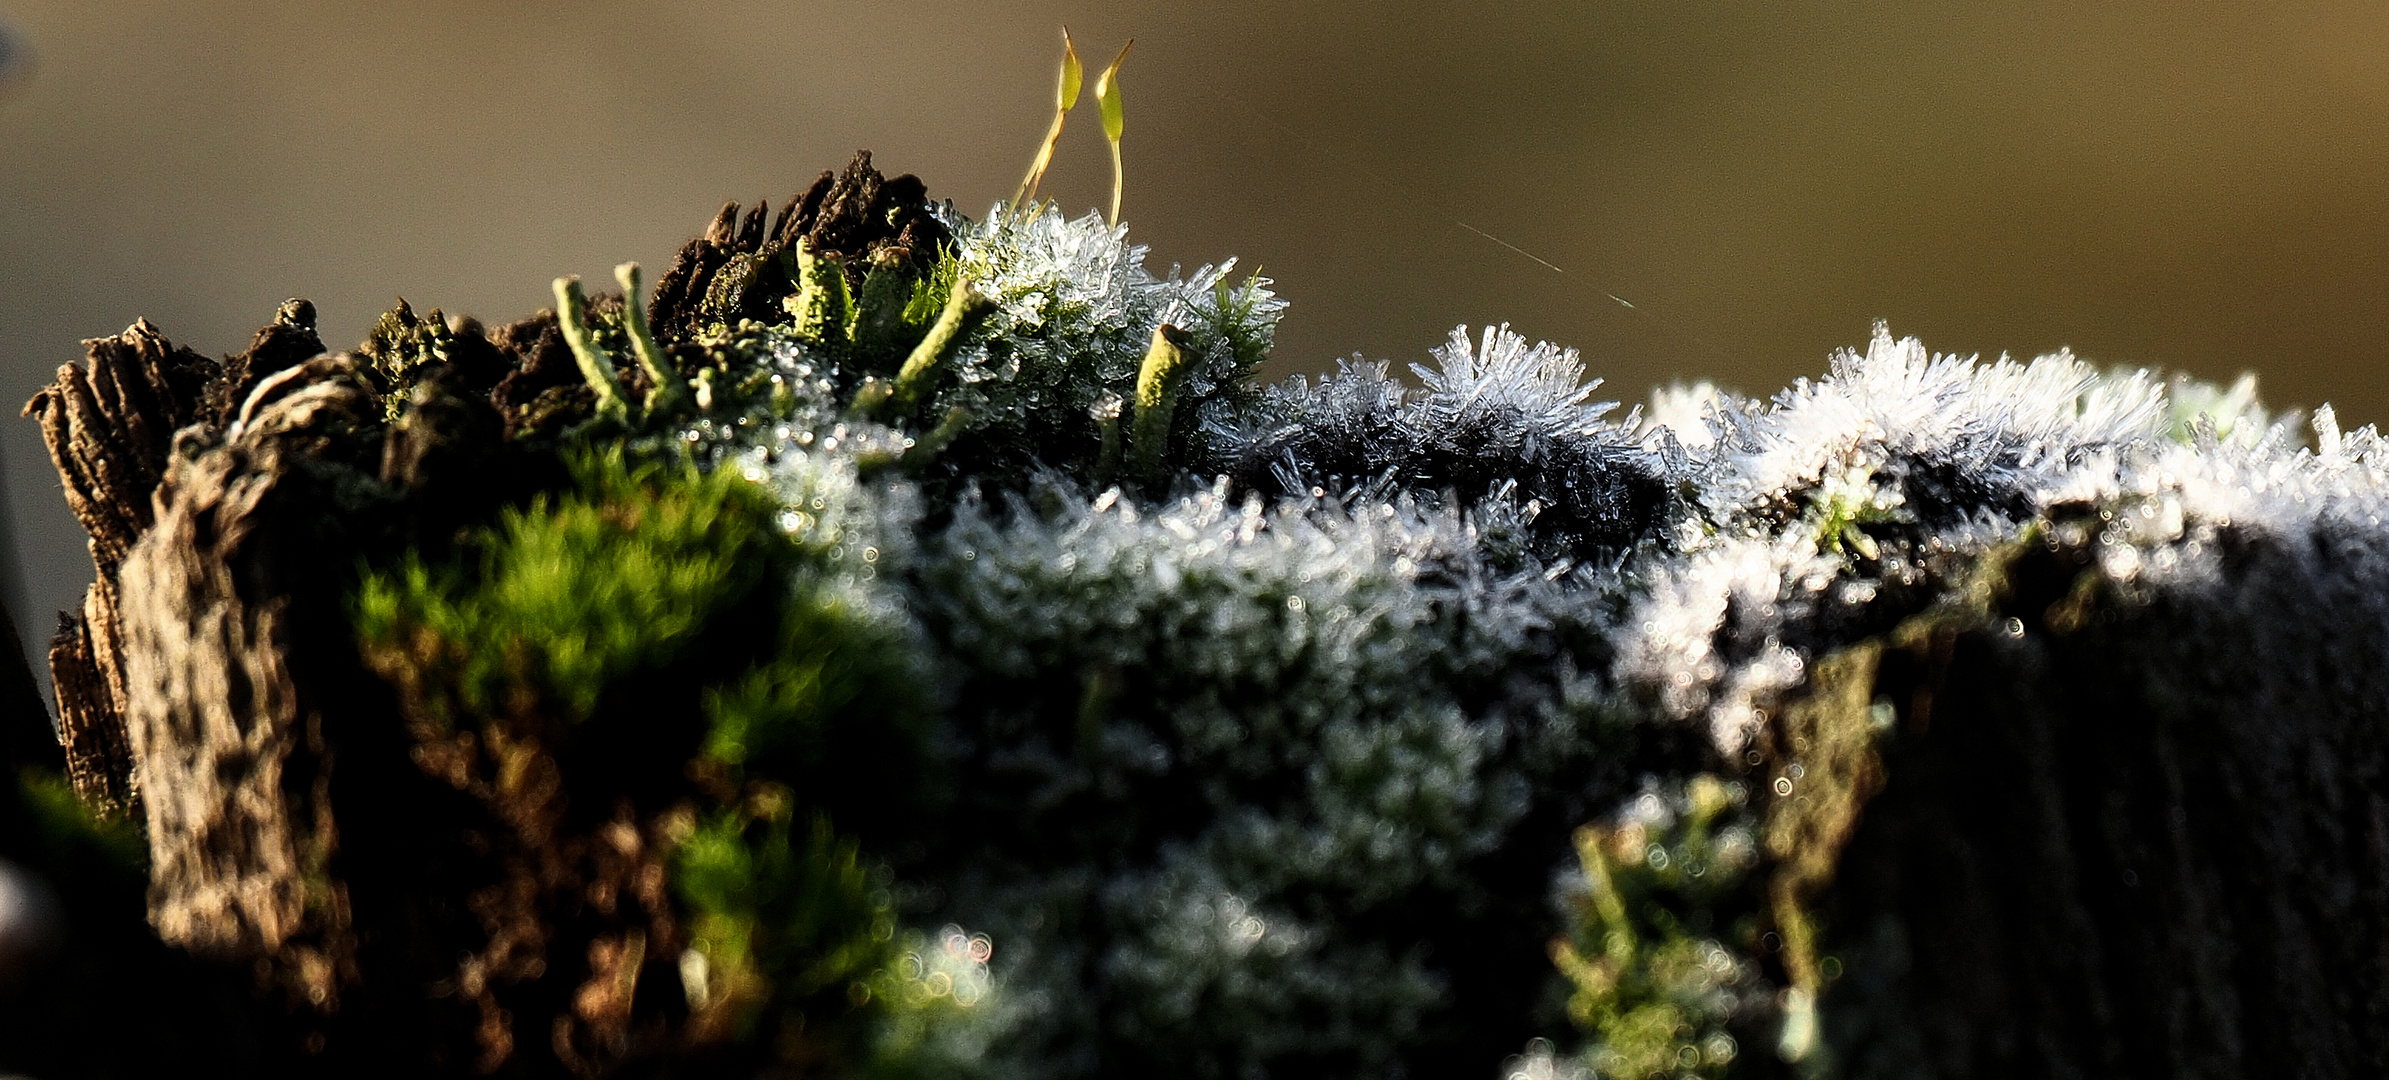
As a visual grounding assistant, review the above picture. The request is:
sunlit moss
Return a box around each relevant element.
[353,449,792,722]
[352,446,949,1072]
[1551,775,1758,1080]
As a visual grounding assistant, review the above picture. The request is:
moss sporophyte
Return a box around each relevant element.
[21,28,2389,1080]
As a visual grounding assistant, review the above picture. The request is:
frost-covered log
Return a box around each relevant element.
[7,151,2386,1079]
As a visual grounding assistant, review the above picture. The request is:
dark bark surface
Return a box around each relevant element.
[23,318,219,813]
[117,356,386,992]
[14,303,691,1076]
[647,149,950,341]
[1813,530,2389,1079]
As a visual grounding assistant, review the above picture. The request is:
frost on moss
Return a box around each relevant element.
[1550,775,1760,1080]
[1214,324,1673,567]
[356,185,2389,1076]
[1584,326,2389,1079]
[31,147,2389,1078]
[904,477,1626,1076]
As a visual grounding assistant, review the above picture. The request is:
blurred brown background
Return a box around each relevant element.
[5,1,2389,683]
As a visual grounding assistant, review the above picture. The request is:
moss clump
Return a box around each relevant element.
[1552,776,1761,1080]
[356,450,801,722]
[352,448,944,1073]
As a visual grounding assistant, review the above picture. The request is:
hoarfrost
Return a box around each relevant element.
[627,192,2388,1077]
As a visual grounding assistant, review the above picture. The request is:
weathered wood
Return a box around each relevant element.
[22,310,326,816]
[647,150,950,341]
[24,319,216,577]
[21,323,215,798]
[1813,531,2389,1079]
[47,610,131,812]
[92,337,682,1072]
[109,356,400,1013]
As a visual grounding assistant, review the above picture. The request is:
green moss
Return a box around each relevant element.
[699,587,913,775]
[1188,268,1277,384]
[351,442,929,788]
[353,448,790,723]
[15,768,143,875]
[837,245,967,386]
[672,798,891,1039]
[1803,466,1904,562]
[351,445,952,1071]
[1553,775,1757,1080]
[1756,642,1887,1074]
[670,795,991,1077]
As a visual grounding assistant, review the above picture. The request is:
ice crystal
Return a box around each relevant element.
[1217,324,1670,564]
[1697,321,2168,530]
[1410,324,1623,447]
[624,273,2389,1075]
[2050,401,2389,602]
[1611,322,2190,753]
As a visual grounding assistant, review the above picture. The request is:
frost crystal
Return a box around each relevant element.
[936,208,1280,471]
[1217,323,1669,564]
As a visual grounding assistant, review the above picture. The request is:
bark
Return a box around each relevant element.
[22,307,324,813]
[114,357,385,999]
[101,348,666,1068]
[45,610,129,811]
[10,159,944,1076]
[32,315,698,1074]
[1798,524,2389,1079]
[23,319,218,808]
[646,149,949,340]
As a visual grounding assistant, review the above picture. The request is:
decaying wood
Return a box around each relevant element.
[23,307,326,812]
[9,162,949,1075]
[39,312,701,1072]
[24,319,215,576]
[1810,528,2389,1079]
[647,150,951,340]
[23,321,218,807]
[45,611,130,812]
[115,357,383,1005]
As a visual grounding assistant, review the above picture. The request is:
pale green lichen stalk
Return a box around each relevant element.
[617,261,690,414]
[552,273,629,420]
[883,277,995,422]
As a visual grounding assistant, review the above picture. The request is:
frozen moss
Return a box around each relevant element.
[30,146,2389,1079]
